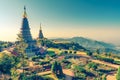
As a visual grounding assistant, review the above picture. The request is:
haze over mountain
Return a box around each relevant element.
[51,37,120,54]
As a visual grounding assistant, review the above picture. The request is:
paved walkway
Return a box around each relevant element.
[38,69,74,80]
[106,71,116,80]
[92,60,119,69]
[38,71,51,75]
[63,69,74,80]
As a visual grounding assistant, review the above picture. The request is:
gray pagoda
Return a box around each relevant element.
[20,6,35,57]
[38,23,44,39]
[21,6,33,43]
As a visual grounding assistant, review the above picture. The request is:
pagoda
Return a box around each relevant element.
[38,23,44,39]
[19,6,35,57]
[20,6,33,43]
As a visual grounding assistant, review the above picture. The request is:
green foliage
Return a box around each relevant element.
[86,51,93,56]
[18,73,26,80]
[0,52,26,80]
[16,33,28,54]
[39,61,50,65]
[31,56,41,61]
[75,73,86,80]
[51,61,57,74]
[73,65,86,80]
[46,40,86,51]
[37,38,52,47]
[74,65,86,73]
[62,59,71,64]
[25,74,44,80]
[69,51,72,54]
[96,49,100,54]
[47,50,56,57]
[31,56,38,61]
[116,67,120,80]
[16,33,29,74]
[51,61,64,77]
[65,64,71,69]
[105,53,112,57]
[114,60,120,65]
[59,50,68,56]
[74,51,77,54]
[0,41,13,48]
[19,73,54,80]
[0,53,20,74]
[57,62,63,77]
[10,68,19,80]
[88,62,98,70]
[94,55,114,63]
[0,46,2,52]
[42,76,54,80]
[103,76,107,80]
[64,50,68,54]
[31,55,44,61]
[0,41,13,52]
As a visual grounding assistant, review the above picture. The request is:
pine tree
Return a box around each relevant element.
[57,62,64,78]
[51,61,57,74]
[116,67,120,80]
[57,62,63,76]
[103,75,106,80]
[51,61,63,76]
[16,33,28,73]
[16,33,28,54]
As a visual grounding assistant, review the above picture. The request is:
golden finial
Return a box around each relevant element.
[23,6,27,18]
[40,23,42,30]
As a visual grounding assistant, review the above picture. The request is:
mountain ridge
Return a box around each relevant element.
[51,37,120,54]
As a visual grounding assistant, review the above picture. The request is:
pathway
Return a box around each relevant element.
[92,60,119,69]
[106,71,116,80]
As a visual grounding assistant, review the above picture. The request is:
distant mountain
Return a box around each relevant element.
[51,37,120,54]
[69,37,115,49]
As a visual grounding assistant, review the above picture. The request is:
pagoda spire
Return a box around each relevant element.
[23,6,27,18]
[40,23,42,30]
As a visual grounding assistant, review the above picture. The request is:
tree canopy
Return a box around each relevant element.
[0,53,20,74]
[51,61,64,77]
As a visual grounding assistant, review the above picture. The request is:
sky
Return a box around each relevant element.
[0,0,120,45]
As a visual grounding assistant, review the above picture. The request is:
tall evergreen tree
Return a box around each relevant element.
[57,62,63,76]
[116,67,120,80]
[51,61,63,76]
[51,61,57,74]
[16,33,28,73]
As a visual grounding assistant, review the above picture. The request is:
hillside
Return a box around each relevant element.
[51,37,120,54]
